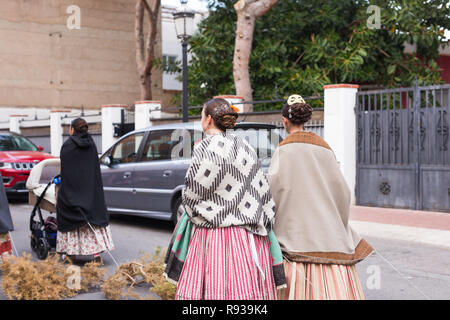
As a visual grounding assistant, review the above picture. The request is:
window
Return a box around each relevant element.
[110,133,144,164]
[140,129,201,162]
[0,135,38,151]
[162,55,180,74]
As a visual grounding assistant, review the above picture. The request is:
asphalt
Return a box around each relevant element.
[1,202,449,300]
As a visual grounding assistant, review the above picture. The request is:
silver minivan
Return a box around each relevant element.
[99,122,284,224]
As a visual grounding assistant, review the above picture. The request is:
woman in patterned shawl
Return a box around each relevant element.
[268,95,373,300]
[164,98,286,300]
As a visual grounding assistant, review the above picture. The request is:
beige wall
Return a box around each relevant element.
[0,0,173,110]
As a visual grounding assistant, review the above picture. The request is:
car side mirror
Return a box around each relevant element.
[37,145,44,151]
[103,155,112,167]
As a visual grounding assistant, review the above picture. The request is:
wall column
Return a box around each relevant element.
[9,115,27,134]
[323,84,359,204]
[101,104,127,153]
[50,110,70,157]
[134,101,162,130]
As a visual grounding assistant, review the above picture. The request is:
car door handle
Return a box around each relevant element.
[123,172,132,179]
[163,170,172,177]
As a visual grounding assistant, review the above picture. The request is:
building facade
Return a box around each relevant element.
[0,0,207,123]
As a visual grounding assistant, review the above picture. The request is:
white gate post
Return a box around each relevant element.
[50,110,70,157]
[9,115,26,134]
[213,95,244,113]
[135,100,162,130]
[101,104,126,153]
[323,84,359,204]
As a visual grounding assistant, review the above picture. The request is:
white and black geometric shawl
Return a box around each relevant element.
[182,132,276,236]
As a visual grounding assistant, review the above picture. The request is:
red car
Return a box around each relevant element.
[0,133,55,197]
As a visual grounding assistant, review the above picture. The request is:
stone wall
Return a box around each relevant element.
[0,0,173,111]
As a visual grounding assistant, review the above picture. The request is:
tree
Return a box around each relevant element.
[135,0,161,101]
[188,0,450,111]
[233,0,278,111]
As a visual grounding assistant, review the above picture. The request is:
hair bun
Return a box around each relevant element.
[215,113,237,130]
[204,98,239,131]
[282,100,312,125]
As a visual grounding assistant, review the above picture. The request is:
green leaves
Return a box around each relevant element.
[187,0,447,109]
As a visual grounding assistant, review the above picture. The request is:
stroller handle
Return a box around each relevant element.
[26,158,61,191]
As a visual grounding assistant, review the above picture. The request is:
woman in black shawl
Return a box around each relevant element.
[56,118,114,263]
[0,175,13,262]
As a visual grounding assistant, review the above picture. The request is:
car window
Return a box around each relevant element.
[140,129,202,162]
[0,135,38,151]
[233,128,282,160]
[110,133,144,164]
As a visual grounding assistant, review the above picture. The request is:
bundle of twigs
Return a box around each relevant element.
[102,247,176,300]
[0,247,175,300]
[0,253,105,300]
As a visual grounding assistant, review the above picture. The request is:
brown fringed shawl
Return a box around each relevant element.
[268,131,373,265]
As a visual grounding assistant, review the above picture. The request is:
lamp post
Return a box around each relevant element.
[173,1,195,123]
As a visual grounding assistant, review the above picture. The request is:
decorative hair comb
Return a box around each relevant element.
[214,104,229,115]
[287,94,305,105]
[287,94,305,118]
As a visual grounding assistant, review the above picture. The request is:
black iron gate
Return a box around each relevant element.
[356,84,450,212]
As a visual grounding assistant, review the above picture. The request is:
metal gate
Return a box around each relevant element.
[356,84,450,212]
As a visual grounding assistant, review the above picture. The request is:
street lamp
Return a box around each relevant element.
[173,1,195,123]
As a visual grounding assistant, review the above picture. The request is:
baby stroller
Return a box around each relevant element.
[26,158,61,260]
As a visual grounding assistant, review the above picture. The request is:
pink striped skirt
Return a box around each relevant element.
[176,226,278,300]
[0,232,12,261]
[278,260,365,300]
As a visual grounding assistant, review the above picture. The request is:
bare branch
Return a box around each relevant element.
[249,0,278,18]
[135,0,145,69]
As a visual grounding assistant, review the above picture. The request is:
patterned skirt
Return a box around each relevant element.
[56,224,114,256]
[176,226,278,300]
[0,232,12,261]
[278,260,365,300]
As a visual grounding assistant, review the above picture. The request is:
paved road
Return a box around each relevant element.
[1,201,449,300]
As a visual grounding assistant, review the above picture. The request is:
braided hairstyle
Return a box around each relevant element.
[282,101,313,125]
[204,98,239,131]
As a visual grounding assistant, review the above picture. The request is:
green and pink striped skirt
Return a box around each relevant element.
[175,225,279,300]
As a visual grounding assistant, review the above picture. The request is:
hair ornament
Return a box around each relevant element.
[287,94,306,106]
[214,104,229,115]
[230,105,240,113]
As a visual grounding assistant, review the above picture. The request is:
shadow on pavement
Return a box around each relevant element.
[109,214,174,232]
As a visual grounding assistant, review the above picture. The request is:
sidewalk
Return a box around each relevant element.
[349,206,450,248]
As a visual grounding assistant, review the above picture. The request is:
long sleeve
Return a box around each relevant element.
[267,147,283,214]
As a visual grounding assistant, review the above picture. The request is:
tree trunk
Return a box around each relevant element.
[233,0,278,112]
[135,0,160,101]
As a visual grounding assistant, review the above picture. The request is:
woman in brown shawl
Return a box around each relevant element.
[268,94,373,300]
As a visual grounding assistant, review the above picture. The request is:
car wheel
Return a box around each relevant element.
[172,197,184,226]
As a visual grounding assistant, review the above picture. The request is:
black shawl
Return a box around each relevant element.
[0,173,13,233]
[56,133,109,232]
